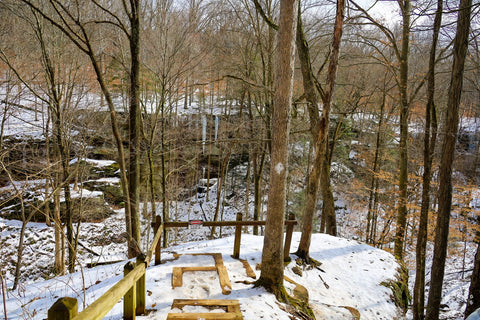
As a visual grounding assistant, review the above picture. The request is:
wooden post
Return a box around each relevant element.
[136,254,146,315]
[153,215,162,265]
[48,297,78,320]
[284,213,295,262]
[232,212,242,259]
[124,261,136,320]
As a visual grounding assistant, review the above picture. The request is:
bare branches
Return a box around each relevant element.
[349,0,400,62]
[252,0,278,31]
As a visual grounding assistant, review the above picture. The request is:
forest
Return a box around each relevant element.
[0,0,479,319]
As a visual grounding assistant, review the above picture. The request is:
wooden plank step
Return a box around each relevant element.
[212,254,232,295]
[171,299,240,313]
[168,298,243,320]
[170,253,232,295]
[167,312,241,319]
[172,266,217,288]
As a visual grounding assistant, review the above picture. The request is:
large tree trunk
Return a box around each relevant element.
[296,0,345,260]
[295,1,322,255]
[128,0,142,258]
[412,1,442,318]
[257,0,297,296]
[425,0,472,318]
[393,0,411,261]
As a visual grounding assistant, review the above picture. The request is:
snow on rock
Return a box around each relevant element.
[3,233,405,320]
[69,158,117,168]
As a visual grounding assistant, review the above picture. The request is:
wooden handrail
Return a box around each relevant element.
[48,222,165,320]
[145,223,164,266]
[72,263,145,320]
[155,214,297,264]
[163,220,296,228]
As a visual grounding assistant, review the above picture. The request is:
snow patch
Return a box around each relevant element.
[274,162,285,175]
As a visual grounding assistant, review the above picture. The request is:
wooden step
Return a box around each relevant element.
[172,266,217,288]
[170,253,232,295]
[167,312,241,319]
[167,299,243,320]
[171,299,241,313]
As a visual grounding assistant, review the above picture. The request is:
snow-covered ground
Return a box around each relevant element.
[3,232,404,320]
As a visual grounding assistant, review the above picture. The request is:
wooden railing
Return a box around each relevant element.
[153,213,297,263]
[47,223,164,320]
[48,213,296,320]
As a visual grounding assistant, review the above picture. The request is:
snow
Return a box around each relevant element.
[2,232,405,320]
[69,158,117,168]
[275,162,285,175]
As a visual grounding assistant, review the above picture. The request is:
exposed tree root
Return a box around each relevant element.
[293,253,323,269]
[254,277,316,319]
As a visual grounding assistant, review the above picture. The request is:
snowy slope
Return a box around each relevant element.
[3,233,405,320]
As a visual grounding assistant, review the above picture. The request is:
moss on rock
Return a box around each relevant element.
[381,262,411,314]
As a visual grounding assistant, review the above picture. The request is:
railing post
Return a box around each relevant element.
[232,212,242,259]
[48,297,78,320]
[136,254,146,315]
[153,215,162,265]
[123,261,136,320]
[284,213,296,262]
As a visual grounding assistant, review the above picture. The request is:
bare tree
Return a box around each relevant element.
[295,0,346,261]
[18,0,144,257]
[257,0,297,299]
[412,1,442,318]
[425,0,472,318]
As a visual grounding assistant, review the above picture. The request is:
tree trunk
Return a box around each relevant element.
[211,145,234,237]
[294,0,322,253]
[425,0,472,318]
[54,191,65,275]
[466,239,480,317]
[257,0,297,295]
[253,149,266,235]
[367,91,385,243]
[128,0,142,258]
[296,0,345,260]
[394,0,411,261]
[412,1,442,318]
[12,193,26,291]
[322,142,336,236]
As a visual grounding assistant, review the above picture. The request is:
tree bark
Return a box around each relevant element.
[425,0,472,318]
[466,239,480,318]
[257,0,297,294]
[128,0,142,258]
[367,89,386,244]
[412,1,442,318]
[296,0,345,260]
[394,0,411,261]
[322,136,336,236]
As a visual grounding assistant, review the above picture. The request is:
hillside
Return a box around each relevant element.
[3,232,405,320]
